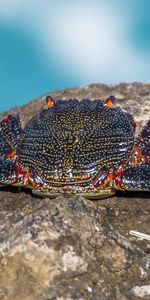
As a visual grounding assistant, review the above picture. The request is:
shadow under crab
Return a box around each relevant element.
[0,96,150,199]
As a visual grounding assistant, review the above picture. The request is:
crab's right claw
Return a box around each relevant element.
[0,114,22,148]
[114,165,150,191]
[115,118,150,191]
[0,159,18,186]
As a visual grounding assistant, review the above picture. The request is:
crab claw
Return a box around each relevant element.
[0,132,13,159]
[0,159,37,188]
[0,114,22,147]
[93,166,113,189]
[121,165,150,191]
[0,159,18,185]
[114,165,150,191]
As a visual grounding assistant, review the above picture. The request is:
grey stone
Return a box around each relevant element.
[0,83,150,300]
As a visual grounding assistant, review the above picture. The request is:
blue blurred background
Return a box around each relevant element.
[0,0,150,112]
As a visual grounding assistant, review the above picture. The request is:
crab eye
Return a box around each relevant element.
[45,96,56,108]
[105,95,116,108]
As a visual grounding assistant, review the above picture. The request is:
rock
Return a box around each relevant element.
[0,83,150,300]
[131,285,150,298]
[61,245,88,276]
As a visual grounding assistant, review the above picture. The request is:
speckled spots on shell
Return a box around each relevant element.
[17,99,134,186]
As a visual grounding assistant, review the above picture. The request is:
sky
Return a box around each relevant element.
[0,0,150,112]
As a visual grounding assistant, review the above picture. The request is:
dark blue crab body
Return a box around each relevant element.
[0,97,150,199]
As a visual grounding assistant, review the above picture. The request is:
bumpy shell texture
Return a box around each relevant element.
[17,99,134,186]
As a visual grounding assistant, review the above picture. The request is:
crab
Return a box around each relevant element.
[0,96,149,199]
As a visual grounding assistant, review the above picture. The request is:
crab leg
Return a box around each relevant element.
[133,119,150,162]
[135,119,150,151]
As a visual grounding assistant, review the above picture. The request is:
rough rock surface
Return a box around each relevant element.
[0,83,150,300]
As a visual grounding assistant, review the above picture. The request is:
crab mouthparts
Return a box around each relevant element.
[32,165,115,199]
[38,165,100,187]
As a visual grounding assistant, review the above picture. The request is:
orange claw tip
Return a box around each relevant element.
[45,96,56,108]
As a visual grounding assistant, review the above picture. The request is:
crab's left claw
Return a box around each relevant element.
[0,159,18,186]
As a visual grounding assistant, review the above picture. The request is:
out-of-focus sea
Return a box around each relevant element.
[0,0,150,112]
